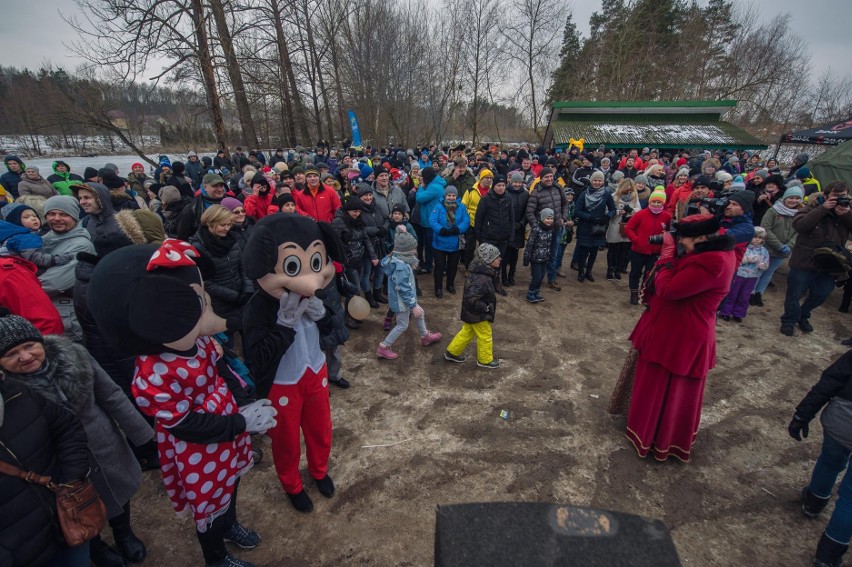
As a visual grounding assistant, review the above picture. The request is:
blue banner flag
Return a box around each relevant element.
[348,110,362,148]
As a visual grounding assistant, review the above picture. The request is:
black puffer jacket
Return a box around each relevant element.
[474,189,514,244]
[74,253,137,398]
[460,261,498,324]
[332,209,376,269]
[506,185,529,248]
[524,222,554,265]
[359,201,388,257]
[795,350,852,422]
[189,229,253,321]
[318,275,350,351]
[0,380,89,567]
[230,217,255,253]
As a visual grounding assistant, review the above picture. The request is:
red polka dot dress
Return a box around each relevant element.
[132,336,253,532]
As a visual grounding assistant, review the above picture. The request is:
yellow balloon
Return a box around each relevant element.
[348,295,371,320]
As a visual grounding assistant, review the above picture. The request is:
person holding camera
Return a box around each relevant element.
[625,214,736,461]
[780,181,852,337]
[787,350,852,567]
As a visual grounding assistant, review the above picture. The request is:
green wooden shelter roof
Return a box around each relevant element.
[549,120,766,150]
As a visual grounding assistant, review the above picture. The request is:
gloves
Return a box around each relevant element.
[411,305,424,318]
[659,231,676,261]
[779,245,792,255]
[788,415,809,441]
[449,225,460,235]
[304,296,326,321]
[239,399,278,435]
[276,292,309,328]
[55,253,75,266]
[438,227,451,236]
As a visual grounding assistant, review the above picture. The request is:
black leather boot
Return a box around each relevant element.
[90,535,126,567]
[110,503,147,563]
[366,290,379,308]
[814,532,848,567]
[373,288,388,304]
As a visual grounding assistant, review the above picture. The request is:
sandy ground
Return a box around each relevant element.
[121,258,851,566]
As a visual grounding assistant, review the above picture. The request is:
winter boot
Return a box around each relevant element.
[112,523,147,563]
[585,270,596,283]
[421,331,442,346]
[614,270,622,281]
[630,290,639,305]
[753,292,764,306]
[814,532,848,567]
[373,288,388,304]
[90,536,126,567]
[801,487,831,518]
[607,268,615,281]
[286,490,313,513]
[376,344,398,360]
[366,290,379,308]
[315,474,335,498]
[383,315,393,331]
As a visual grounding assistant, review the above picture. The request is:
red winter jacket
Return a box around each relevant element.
[630,236,736,378]
[243,192,277,220]
[293,184,341,223]
[625,207,672,255]
[0,256,63,335]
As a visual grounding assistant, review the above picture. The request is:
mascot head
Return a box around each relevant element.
[88,239,226,355]
[243,214,344,299]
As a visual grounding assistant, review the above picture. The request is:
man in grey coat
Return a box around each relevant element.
[525,167,569,288]
[39,195,96,342]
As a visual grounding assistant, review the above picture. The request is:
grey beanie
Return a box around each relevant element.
[590,170,605,182]
[676,167,690,178]
[445,185,458,198]
[754,168,769,179]
[609,170,625,184]
[477,243,501,265]
[634,174,649,186]
[158,185,182,205]
[540,207,554,221]
[24,165,39,174]
[104,162,119,173]
[43,195,81,220]
[510,172,524,183]
[393,225,417,255]
[0,315,43,357]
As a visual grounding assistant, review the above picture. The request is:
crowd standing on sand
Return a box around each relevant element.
[0,143,850,567]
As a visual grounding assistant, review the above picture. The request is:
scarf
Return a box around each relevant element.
[443,200,458,225]
[198,225,236,257]
[583,186,606,209]
[772,200,798,217]
[620,193,634,203]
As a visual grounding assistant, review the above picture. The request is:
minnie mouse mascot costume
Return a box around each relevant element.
[88,240,277,567]
[241,213,345,513]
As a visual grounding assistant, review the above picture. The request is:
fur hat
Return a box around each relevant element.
[0,314,43,357]
[476,243,501,265]
[392,225,417,256]
[676,213,721,237]
[540,207,554,221]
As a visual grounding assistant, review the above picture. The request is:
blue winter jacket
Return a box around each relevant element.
[0,220,42,253]
[721,213,755,245]
[429,200,470,253]
[381,255,417,314]
[415,176,447,228]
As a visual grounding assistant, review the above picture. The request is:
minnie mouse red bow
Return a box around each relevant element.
[147,239,201,271]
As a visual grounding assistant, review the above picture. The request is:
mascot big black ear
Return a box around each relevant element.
[89,242,208,355]
[243,217,282,280]
[243,214,344,280]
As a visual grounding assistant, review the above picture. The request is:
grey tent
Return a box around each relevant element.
[810,141,852,190]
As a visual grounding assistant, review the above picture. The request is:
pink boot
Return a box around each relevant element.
[376,344,398,360]
[421,331,442,346]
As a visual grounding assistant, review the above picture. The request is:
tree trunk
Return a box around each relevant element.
[190,0,227,149]
[302,3,335,142]
[209,0,258,147]
[299,0,325,141]
[329,37,347,138]
[270,0,297,146]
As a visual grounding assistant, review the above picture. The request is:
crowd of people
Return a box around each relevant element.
[0,142,850,567]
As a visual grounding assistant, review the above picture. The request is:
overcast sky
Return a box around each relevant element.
[2,0,850,80]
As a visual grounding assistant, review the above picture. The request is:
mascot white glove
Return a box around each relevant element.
[239,399,278,435]
[276,291,309,328]
[304,296,326,321]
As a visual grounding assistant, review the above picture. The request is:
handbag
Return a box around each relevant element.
[0,460,106,546]
[589,221,607,238]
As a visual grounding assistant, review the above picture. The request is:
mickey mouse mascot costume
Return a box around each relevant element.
[88,240,277,567]
[241,213,345,513]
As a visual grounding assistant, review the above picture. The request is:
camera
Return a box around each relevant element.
[685,192,731,217]
[648,232,673,245]
[838,197,851,207]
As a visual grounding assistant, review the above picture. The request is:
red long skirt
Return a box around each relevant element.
[625,356,706,462]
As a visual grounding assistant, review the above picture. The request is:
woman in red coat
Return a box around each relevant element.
[626,214,736,461]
